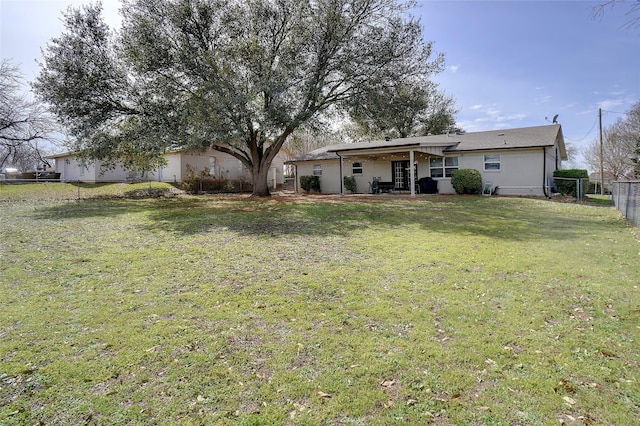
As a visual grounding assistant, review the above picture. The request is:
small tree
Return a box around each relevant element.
[451,169,482,195]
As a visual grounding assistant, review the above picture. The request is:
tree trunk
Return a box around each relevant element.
[251,164,271,197]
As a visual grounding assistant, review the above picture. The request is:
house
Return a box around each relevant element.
[287,124,567,197]
[47,147,286,188]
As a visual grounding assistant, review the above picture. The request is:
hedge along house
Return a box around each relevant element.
[287,124,567,197]
[48,147,285,189]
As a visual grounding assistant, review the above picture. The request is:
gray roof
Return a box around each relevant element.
[288,124,565,162]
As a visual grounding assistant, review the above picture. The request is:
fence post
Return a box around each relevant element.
[626,182,632,220]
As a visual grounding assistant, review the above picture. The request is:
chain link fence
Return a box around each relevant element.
[612,181,640,228]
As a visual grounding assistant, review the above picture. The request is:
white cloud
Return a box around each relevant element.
[534,94,552,103]
[448,64,460,73]
[597,97,631,111]
[458,104,528,131]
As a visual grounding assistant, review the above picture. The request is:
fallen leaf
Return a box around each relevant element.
[381,379,396,387]
[562,396,576,405]
[317,391,332,399]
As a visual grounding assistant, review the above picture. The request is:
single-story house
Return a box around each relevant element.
[287,124,567,197]
[47,147,285,188]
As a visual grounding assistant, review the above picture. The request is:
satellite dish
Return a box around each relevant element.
[552,114,558,124]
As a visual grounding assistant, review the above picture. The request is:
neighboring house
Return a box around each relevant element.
[47,147,286,188]
[287,124,567,197]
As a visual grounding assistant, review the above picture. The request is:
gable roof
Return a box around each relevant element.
[288,124,566,162]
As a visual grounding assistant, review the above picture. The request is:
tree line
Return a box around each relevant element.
[582,102,640,180]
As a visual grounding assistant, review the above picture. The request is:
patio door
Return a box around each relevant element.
[392,161,418,190]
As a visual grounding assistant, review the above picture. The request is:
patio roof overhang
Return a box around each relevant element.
[330,143,450,157]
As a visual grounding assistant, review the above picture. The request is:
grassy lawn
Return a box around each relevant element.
[1,186,639,425]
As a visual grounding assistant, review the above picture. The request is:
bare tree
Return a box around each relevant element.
[582,101,640,179]
[1,60,56,171]
[593,0,640,30]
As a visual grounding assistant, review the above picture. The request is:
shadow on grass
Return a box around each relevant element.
[28,195,620,242]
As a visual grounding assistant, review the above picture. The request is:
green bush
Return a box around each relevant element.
[343,176,357,193]
[300,175,321,192]
[451,169,482,194]
[553,169,589,197]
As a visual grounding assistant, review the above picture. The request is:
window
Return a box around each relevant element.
[209,157,217,176]
[313,164,322,176]
[429,158,443,178]
[444,157,458,177]
[429,156,458,178]
[484,154,501,171]
[352,162,363,175]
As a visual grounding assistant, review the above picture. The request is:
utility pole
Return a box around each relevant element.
[599,108,605,196]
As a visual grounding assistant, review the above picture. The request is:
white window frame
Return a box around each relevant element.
[313,164,322,176]
[484,154,501,171]
[352,162,363,175]
[429,156,458,178]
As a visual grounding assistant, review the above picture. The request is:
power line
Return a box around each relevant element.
[601,109,628,116]
[565,115,599,142]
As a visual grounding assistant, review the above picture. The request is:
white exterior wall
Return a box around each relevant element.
[176,148,285,187]
[457,149,547,196]
[52,147,287,186]
[54,156,130,182]
[296,160,342,193]
[293,148,558,196]
[155,152,183,182]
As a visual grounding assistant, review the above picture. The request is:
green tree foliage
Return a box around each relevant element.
[348,81,455,139]
[34,0,444,196]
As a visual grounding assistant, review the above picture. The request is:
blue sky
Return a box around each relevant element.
[417,1,639,166]
[1,0,639,169]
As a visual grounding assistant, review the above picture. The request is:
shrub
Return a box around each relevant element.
[343,176,357,193]
[451,169,482,194]
[300,175,320,192]
[553,169,589,197]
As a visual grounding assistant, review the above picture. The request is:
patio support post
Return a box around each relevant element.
[338,153,344,195]
[409,150,416,196]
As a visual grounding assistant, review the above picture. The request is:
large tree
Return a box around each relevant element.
[348,80,456,139]
[34,0,444,195]
[1,59,55,171]
[582,101,640,180]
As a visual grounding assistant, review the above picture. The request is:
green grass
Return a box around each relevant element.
[0,181,176,201]
[1,188,639,425]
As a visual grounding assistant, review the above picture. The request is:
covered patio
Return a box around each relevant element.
[329,141,454,195]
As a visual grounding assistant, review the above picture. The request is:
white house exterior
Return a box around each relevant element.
[287,124,567,197]
[48,147,286,188]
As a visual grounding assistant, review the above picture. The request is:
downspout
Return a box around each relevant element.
[337,153,344,195]
[409,150,416,196]
[294,164,298,193]
[542,146,549,198]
